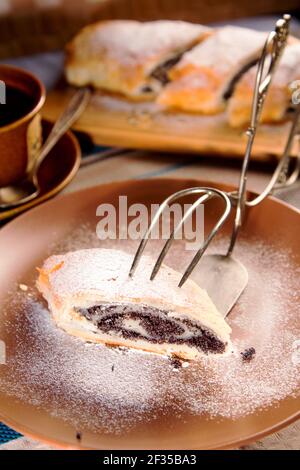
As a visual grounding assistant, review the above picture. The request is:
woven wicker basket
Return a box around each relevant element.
[1,0,299,59]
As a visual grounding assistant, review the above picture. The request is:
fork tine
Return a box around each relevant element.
[129,191,183,277]
[130,187,231,287]
[179,191,231,287]
[150,192,211,280]
[129,188,210,277]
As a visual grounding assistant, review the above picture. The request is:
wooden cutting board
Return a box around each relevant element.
[43,86,295,161]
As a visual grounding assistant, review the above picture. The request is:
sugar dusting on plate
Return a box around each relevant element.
[0,225,299,435]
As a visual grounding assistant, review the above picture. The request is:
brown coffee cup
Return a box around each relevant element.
[0,64,45,187]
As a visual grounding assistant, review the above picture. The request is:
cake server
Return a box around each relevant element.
[130,15,300,317]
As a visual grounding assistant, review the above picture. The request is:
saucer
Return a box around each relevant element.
[0,120,81,222]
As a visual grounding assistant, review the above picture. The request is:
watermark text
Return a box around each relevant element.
[96,196,204,250]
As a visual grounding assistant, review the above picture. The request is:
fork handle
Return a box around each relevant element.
[227,15,290,256]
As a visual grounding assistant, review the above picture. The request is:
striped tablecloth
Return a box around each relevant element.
[1,15,300,449]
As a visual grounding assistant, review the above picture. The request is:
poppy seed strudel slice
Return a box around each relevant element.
[37,248,232,360]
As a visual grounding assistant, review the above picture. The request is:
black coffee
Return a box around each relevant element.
[0,85,35,127]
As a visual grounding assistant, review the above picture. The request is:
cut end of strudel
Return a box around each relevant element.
[37,248,232,360]
[228,42,300,127]
[65,20,211,100]
[158,26,267,114]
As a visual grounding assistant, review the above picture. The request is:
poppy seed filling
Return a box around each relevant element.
[75,303,226,354]
[150,54,183,85]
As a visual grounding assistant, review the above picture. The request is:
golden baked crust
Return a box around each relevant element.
[65,20,211,100]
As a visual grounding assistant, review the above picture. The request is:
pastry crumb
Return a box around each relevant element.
[170,357,183,370]
[19,284,28,292]
[241,347,256,362]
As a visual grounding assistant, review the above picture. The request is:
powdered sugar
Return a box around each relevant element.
[173,26,267,73]
[0,227,299,435]
[71,21,210,65]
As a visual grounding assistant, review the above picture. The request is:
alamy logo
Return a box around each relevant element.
[0,340,6,365]
[96,196,205,250]
[0,80,6,104]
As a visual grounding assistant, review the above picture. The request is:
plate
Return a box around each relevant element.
[0,120,81,222]
[43,87,295,161]
[0,178,299,449]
